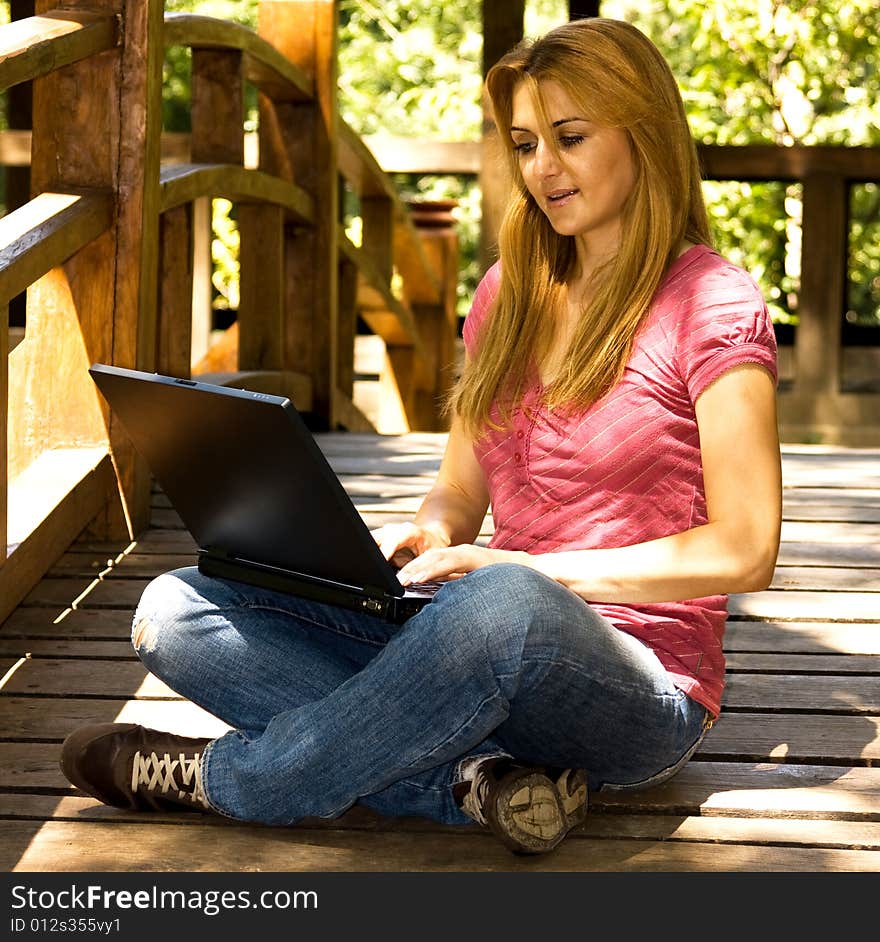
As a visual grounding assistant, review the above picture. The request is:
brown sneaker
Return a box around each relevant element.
[60,723,215,813]
[459,759,588,855]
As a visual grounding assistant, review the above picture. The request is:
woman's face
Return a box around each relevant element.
[510,79,637,263]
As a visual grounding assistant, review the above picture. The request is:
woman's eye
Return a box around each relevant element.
[513,141,536,155]
[559,134,584,148]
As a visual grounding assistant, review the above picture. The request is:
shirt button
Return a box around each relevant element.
[516,430,524,439]
[514,452,521,462]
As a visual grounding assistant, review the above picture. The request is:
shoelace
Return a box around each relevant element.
[461,767,491,826]
[131,750,208,807]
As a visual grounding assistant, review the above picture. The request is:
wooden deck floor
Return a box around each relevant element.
[1,434,878,872]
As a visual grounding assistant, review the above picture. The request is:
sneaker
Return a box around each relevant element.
[458,759,588,855]
[60,722,214,813]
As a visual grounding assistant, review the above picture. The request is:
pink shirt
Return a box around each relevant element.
[462,245,778,716]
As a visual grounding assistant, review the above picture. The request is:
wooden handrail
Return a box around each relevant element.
[0,0,462,631]
[159,163,315,222]
[338,232,428,356]
[338,121,443,307]
[0,9,118,93]
[163,12,313,102]
[0,191,114,308]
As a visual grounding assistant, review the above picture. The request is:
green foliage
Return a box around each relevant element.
[338,0,483,139]
[603,0,880,326]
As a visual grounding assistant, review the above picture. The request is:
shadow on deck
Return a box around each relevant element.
[0,434,878,872]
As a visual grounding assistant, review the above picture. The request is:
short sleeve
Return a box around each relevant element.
[462,261,502,356]
[675,264,779,403]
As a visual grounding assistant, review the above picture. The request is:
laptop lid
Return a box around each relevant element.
[89,364,405,598]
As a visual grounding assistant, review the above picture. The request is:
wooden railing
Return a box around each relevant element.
[368,136,880,447]
[0,0,460,625]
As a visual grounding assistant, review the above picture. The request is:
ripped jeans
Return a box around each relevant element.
[132,563,710,826]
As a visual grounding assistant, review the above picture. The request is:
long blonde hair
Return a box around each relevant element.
[450,18,712,435]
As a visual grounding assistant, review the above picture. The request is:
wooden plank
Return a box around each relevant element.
[0,452,116,625]
[729,590,880,622]
[0,658,172,698]
[2,818,878,872]
[0,639,136,658]
[780,521,880,545]
[49,552,195,578]
[0,696,232,741]
[596,761,880,819]
[722,673,880,713]
[724,620,880,655]
[770,566,880,591]
[0,9,117,93]
[6,757,880,825]
[779,447,880,488]
[0,608,135,638]
[776,542,880,567]
[5,743,878,822]
[159,164,314,222]
[0,191,114,308]
[578,814,880,850]
[724,653,880,674]
[699,713,880,763]
[20,576,149,609]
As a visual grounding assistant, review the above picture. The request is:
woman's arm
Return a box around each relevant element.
[373,414,490,564]
[397,363,782,602]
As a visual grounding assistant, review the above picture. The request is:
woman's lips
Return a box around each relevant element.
[545,188,579,207]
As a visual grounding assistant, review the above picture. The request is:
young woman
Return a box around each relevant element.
[60,18,781,856]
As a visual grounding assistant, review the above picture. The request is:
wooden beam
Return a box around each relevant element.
[481,0,524,272]
[260,0,339,428]
[158,164,314,222]
[0,449,114,626]
[0,191,114,308]
[0,9,118,93]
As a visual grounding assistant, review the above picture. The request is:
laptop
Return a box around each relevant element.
[89,364,439,624]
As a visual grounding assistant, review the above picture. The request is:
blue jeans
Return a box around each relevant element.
[132,563,710,826]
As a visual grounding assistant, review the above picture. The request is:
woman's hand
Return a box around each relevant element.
[371,522,450,569]
[393,544,526,586]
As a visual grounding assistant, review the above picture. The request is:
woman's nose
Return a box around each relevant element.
[533,140,560,178]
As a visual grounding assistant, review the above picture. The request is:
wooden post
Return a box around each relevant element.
[6,1,34,335]
[336,256,357,399]
[407,199,460,431]
[188,47,245,374]
[480,0,523,272]
[258,0,339,428]
[1,303,7,563]
[238,203,285,372]
[20,0,164,539]
[157,204,194,378]
[795,173,848,399]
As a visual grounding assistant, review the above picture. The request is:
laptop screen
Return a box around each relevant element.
[89,364,403,596]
